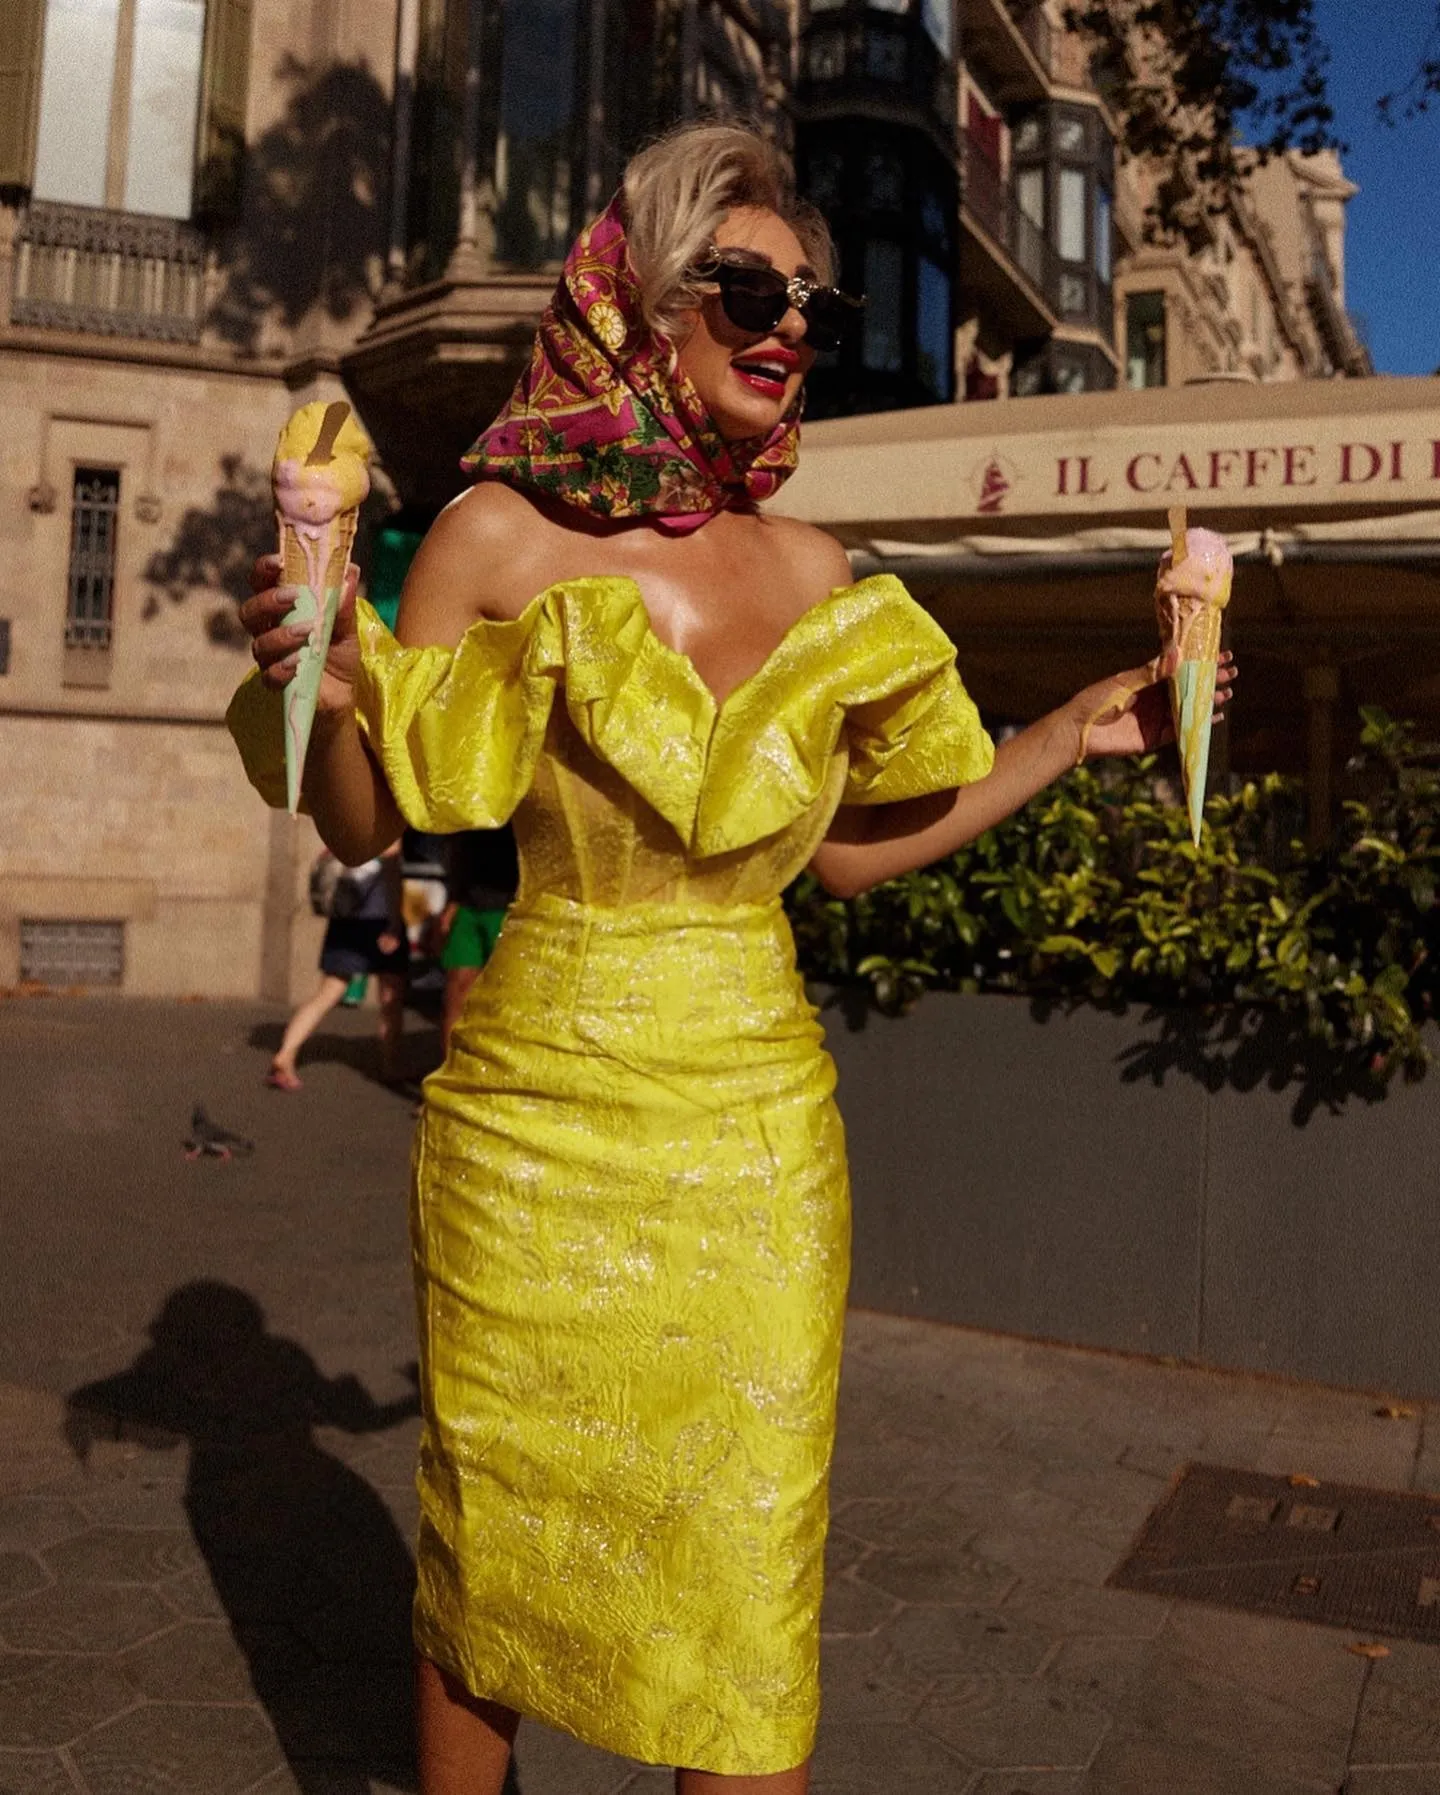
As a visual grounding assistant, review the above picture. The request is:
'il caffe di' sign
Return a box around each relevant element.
[962,414,1440,519]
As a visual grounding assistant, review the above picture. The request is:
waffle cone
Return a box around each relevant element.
[278,510,358,598]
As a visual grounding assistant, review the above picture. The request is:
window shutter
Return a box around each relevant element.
[0,0,46,191]
[194,0,253,218]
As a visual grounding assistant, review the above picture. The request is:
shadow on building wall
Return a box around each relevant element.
[64,1282,523,1791]
[210,56,391,356]
[143,454,274,645]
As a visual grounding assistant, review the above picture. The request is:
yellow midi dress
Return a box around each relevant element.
[229,572,992,1775]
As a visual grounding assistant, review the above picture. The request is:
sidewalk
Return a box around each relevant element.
[3,997,1439,1794]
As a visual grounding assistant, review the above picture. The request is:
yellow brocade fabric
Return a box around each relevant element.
[227,574,992,1774]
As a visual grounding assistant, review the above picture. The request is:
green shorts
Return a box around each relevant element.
[440,905,507,970]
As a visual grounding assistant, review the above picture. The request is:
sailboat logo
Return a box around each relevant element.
[975,452,1015,514]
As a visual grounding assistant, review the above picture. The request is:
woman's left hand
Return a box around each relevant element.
[1069,649,1235,762]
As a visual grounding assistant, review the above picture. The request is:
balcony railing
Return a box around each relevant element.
[960,133,1058,311]
[10,202,205,344]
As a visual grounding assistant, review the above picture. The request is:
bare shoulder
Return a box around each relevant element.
[394,482,559,647]
[763,514,856,608]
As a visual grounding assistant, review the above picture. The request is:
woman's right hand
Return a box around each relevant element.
[238,553,361,715]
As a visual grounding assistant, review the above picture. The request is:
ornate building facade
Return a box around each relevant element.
[0,0,1372,996]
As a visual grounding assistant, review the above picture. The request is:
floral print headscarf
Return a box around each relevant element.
[460,195,801,532]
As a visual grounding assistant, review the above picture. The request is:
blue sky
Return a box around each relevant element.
[1309,0,1439,374]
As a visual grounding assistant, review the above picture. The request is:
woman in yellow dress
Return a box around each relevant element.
[232,123,1230,1795]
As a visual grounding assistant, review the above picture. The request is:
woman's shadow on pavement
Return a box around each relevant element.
[66,1280,521,1793]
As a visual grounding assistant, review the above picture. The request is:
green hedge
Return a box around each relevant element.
[785,709,1440,1079]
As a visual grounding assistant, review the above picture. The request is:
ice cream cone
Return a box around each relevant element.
[1158,507,1232,847]
[272,400,372,815]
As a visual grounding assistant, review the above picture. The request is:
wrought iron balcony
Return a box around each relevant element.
[10,202,205,344]
[959,131,1058,323]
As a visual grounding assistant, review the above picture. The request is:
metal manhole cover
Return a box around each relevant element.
[1109,1463,1440,1644]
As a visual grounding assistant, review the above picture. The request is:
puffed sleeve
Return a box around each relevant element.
[225,596,562,831]
[839,583,995,803]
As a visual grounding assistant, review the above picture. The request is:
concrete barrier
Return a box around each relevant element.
[821,988,1440,1399]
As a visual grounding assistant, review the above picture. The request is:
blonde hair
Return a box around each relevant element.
[622,121,837,343]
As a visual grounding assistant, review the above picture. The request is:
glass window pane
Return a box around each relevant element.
[1094,186,1112,280]
[920,0,952,56]
[495,0,579,267]
[866,0,908,12]
[1055,114,1087,156]
[806,146,844,212]
[123,0,205,217]
[67,467,120,646]
[34,0,121,207]
[1058,166,1086,262]
[1016,166,1044,230]
[916,255,950,398]
[864,27,907,80]
[862,238,903,372]
[1012,113,1042,155]
[864,149,904,212]
[806,30,845,79]
[1126,290,1166,388]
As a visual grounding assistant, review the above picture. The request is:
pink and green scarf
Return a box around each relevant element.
[460,196,800,532]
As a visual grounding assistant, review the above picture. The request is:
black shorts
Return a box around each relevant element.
[319,919,410,979]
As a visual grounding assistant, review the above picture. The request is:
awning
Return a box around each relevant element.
[771,376,1440,824]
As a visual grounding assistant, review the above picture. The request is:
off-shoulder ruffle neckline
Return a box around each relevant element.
[354,573,982,857]
[410,572,902,718]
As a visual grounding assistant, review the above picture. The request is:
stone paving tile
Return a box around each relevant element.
[42,1527,201,1586]
[1251,1431,1422,1490]
[1350,1640,1440,1766]
[0,1749,81,1795]
[70,1702,282,1795]
[1044,1634,1158,1705]
[819,1633,933,1725]
[1344,1771,1440,1795]
[1088,1606,1366,1789]
[997,1579,1168,1642]
[0,1751,82,1795]
[819,1572,900,1638]
[916,1675,1111,1769]
[860,1544,1019,1608]
[823,1524,870,1578]
[850,1500,984,1557]
[117,1620,258,1703]
[810,1718,971,1792]
[1083,1732,1338,1794]
[73,1478,192,1531]
[1115,1440,1195,1481]
[828,1497,912,1548]
[967,1510,1121,1589]
[0,1501,89,1556]
[0,1556,50,1609]
[885,1605,1054,1682]
[155,1566,225,1621]
[511,1722,639,1795]
[971,1773,1085,1795]
[0,1584,174,1654]
[0,1653,137,1749]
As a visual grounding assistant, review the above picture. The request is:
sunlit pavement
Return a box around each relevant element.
[3,996,1439,1794]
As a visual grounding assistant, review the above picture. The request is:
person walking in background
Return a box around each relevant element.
[435,827,519,1056]
[267,840,408,1090]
